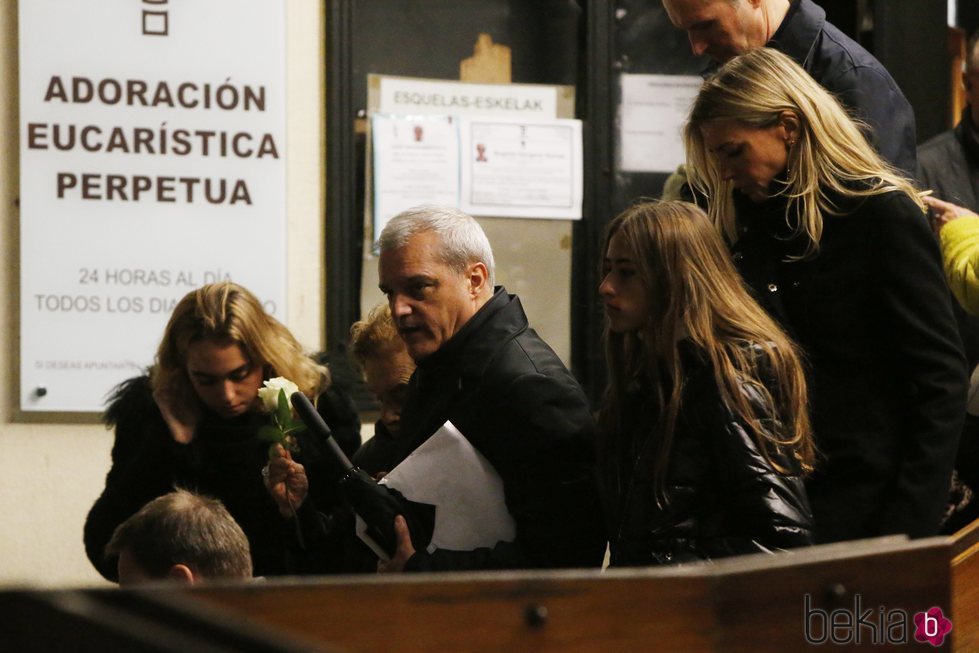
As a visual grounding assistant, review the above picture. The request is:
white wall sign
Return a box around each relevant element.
[19,0,287,412]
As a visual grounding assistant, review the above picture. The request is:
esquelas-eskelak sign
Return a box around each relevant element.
[18,0,287,412]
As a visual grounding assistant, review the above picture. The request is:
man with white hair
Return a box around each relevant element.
[662,0,917,176]
[374,205,605,572]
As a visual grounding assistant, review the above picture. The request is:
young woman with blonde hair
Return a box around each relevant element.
[85,282,360,581]
[685,47,967,542]
[600,200,814,566]
[151,282,333,436]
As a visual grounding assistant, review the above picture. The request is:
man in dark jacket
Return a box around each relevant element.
[918,30,979,533]
[374,205,606,572]
[662,0,917,176]
[919,30,979,212]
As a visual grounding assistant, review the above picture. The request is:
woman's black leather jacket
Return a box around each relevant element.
[605,343,814,567]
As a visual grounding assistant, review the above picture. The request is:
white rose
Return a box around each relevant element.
[258,377,300,413]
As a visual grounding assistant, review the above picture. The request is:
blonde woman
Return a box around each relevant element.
[85,282,360,581]
[685,47,967,543]
[599,200,814,566]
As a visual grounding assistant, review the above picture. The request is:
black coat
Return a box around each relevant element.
[768,0,918,177]
[606,343,813,567]
[352,420,402,478]
[391,288,606,571]
[917,108,979,533]
[917,114,979,372]
[918,108,979,211]
[83,375,361,581]
[732,189,967,542]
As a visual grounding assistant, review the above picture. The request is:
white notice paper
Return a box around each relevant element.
[376,421,516,556]
[460,117,582,219]
[372,114,459,240]
[618,74,702,173]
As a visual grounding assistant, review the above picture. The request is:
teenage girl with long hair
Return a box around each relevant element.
[599,200,814,565]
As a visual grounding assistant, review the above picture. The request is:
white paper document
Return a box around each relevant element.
[372,113,460,240]
[618,74,702,173]
[460,117,582,219]
[375,420,516,556]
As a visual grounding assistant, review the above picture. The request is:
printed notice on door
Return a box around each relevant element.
[460,117,582,220]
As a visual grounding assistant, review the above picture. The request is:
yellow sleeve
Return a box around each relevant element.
[940,215,979,315]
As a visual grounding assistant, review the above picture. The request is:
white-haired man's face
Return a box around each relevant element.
[378,231,490,362]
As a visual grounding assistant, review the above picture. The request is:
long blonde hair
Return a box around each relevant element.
[600,200,814,506]
[684,47,922,257]
[151,282,329,411]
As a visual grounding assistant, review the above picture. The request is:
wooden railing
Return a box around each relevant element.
[5,530,976,652]
[189,536,951,652]
[951,518,979,652]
